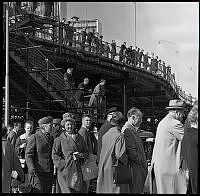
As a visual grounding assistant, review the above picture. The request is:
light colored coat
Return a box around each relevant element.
[96,126,129,193]
[151,112,184,193]
[2,137,24,193]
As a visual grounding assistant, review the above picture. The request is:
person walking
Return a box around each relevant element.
[52,116,89,193]
[151,99,186,193]
[96,106,119,164]
[74,78,92,108]
[96,111,128,193]
[2,125,25,193]
[25,116,54,193]
[122,107,148,193]
[88,79,106,107]
[181,101,198,194]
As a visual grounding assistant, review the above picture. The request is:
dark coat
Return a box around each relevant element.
[7,130,18,147]
[97,120,113,164]
[78,127,93,153]
[181,121,198,194]
[51,132,88,193]
[25,130,54,173]
[2,137,24,193]
[123,122,148,193]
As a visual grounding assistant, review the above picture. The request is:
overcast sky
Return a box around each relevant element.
[60,2,198,98]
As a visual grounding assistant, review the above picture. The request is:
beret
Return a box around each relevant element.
[53,118,61,125]
[38,116,53,127]
[61,117,76,127]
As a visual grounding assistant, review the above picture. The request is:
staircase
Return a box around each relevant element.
[9,31,77,109]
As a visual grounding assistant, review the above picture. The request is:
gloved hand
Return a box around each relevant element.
[29,169,37,177]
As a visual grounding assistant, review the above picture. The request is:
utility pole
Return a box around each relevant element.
[134,2,136,49]
[5,2,9,126]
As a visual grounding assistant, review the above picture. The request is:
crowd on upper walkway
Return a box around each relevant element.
[6,2,194,105]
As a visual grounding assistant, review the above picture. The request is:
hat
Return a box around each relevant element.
[63,112,75,119]
[61,117,76,127]
[105,107,118,118]
[110,111,126,126]
[38,116,53,127]
[165,99,186,110]
[53,118,61,125]
[100,79,106,83]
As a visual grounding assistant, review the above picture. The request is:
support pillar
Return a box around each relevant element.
[151,96,155,134]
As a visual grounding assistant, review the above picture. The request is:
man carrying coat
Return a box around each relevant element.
[150,99,186,193]
[25,116,54,193]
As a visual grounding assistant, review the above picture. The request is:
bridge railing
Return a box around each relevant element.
[8,14,194,106]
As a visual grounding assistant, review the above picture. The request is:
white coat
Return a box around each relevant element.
[151,112,184,193]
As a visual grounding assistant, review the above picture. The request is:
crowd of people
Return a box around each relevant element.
[2,99,198,193]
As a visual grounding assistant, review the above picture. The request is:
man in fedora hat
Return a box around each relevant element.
[150,99,186,193]
[25,116,54,193]
[96,106,119,164]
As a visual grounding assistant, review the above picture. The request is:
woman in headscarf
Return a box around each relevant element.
[96,111,128,193]
[52,116,89,193]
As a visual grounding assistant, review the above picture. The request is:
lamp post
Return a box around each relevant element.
[158,39,179,85]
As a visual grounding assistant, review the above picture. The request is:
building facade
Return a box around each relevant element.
[72,19,102,35]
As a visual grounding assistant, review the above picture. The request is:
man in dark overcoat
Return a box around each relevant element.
[25,116,54,193]
[96,107,119,164]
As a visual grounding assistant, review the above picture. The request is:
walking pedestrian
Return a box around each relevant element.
[51,118,63,139]
[151,99,186,193]
[96,111,128,193]
[122,107,148,193]
[25,116,54,193]
[88,79,106,107]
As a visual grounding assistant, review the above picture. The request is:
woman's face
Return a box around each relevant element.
[64,121,75,134]
[25,123,33,135]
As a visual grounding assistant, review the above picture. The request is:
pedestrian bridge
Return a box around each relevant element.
[6,13,194,132]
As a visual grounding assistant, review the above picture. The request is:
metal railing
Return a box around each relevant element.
[8,13,195,105]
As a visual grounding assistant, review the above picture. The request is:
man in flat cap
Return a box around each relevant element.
[25,116,54,193]
[151,99,186,193]
[96,106,119,164]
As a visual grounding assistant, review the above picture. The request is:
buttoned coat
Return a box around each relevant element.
[123,122,148,193]
[25,130,54,173]
[51,132,88,193]
[25,130,54,192]
[151,112,184,193]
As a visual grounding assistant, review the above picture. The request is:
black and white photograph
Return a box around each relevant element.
[2,2,198,194]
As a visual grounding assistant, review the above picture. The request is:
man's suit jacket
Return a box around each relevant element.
[78,127,93,153]
[25,130,54,173]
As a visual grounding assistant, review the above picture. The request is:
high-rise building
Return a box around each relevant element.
[71,19,102,35]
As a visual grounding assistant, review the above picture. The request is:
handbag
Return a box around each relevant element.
[112,135,133,184]
[81,154,98,181]
[112,159,133,184]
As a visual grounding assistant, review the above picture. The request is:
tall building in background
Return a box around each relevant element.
[72,19,102,35]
